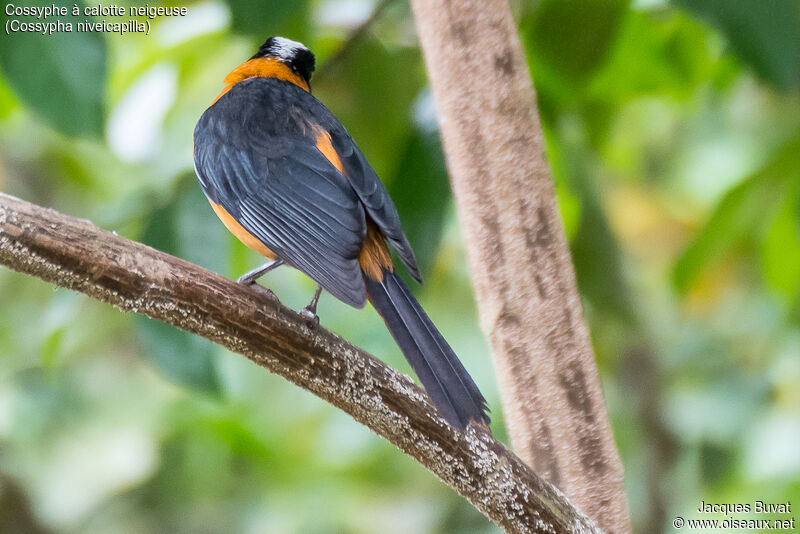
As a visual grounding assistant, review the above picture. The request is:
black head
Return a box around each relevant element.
[251,36,315,86]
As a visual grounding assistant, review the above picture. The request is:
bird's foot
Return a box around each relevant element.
[299,306,320,326]
[239,280,281,303]
[299,284,323,326]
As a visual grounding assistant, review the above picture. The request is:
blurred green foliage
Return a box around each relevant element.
[0,0,107,137]
[674,0,800,90]
[1,0,799,533]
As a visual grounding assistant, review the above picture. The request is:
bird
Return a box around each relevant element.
[193,36,489,430]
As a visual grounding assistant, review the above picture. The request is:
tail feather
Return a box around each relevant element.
[364,269,489,429]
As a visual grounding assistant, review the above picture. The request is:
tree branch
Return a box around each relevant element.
[0,192,601,534]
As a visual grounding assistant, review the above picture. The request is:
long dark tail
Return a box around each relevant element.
[364,269,490,429]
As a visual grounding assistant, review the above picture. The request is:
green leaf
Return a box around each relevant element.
[38,290,81,370]
[673,138,800,293]
[140,197,179,255]
[134,316,221,395]
[673,175,769,293]
[571,186,634,322]
[387,129,450,278]
[797,190,800,237]
[673,0,800,90]
[0,0,106,136]
[174,183,230,276]
[0,72,17,119]
[586,10,716,103]
[559,157,633,323]
[520,0,630,94]
[225,0,310,39]
[40,327,65,370]
[540,129,633,322]
[762,182,800,299]
[135,186,224,395]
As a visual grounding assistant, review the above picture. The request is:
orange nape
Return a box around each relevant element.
[209,201,278,260]
[359,221,393,282]
[212,57,310,105]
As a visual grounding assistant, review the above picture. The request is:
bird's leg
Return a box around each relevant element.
[237,259,284,301]
[300,284,323,325]
[237,259,284,284]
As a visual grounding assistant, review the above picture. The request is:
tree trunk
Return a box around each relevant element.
[409,1,631,532]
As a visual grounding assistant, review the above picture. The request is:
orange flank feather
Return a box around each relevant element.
[212,57,310,105]
[359,221,393,282]
[313,129,391,282]
[209,201,278,260]
[314,130,345,174]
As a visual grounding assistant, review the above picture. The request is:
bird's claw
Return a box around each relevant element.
[299,306,320,326]
[299,284,322,326]
[240,280,281,303]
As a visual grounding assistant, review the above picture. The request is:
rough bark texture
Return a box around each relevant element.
[408,2,631,532]
[0,193,602,534]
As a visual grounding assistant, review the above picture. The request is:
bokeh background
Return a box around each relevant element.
[1,0,799,532]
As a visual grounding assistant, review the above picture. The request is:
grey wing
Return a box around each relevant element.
[327,123,422,283]
[194,94,368,307]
